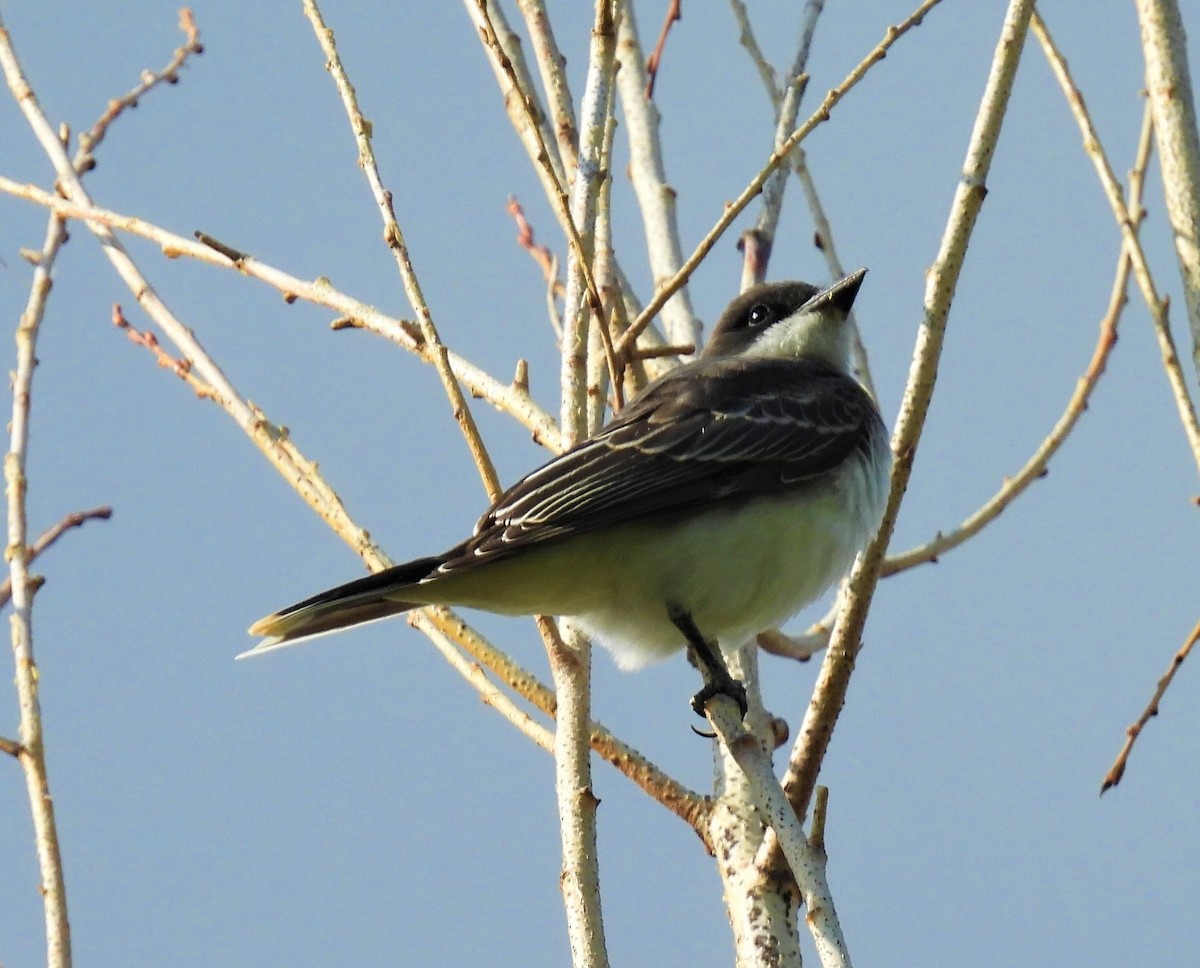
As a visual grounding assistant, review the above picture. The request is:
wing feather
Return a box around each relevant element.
[444,356,882,571]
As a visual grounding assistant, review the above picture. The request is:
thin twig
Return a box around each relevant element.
[303,0,501,499]
[0,506,112,609]
[507,195,564,305]
[1102,615,1200,793]
[3,186,73,968]
[1033,11,1200,477]
[728,0,779,100]
[77,8,203,163]
[112,303,217,398]
[617,0,945,358]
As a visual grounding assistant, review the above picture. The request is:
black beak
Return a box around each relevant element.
[800,267,867,315]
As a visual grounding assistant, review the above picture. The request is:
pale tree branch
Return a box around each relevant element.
[707,648,804,966]
[1033,11,1200,477]
[776,0,1036,837]
[4,195,73,968]
[474,0,619,403]
[1133,0,1200,379]
[303,0,501,499]
[464,0,570,205]
[0,14,205,963]
[709,701,850,968]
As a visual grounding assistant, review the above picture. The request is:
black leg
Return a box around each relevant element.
[667,603,749,720]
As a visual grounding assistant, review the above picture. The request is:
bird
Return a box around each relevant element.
[244,269,891,717]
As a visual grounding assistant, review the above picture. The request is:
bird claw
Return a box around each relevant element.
[690,675,749,721]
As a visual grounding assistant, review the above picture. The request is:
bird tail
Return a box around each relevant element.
[240,554,446,658]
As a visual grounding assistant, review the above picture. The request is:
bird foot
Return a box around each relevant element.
[668,603,749,721]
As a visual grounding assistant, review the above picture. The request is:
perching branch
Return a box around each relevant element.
[705,696,850,968]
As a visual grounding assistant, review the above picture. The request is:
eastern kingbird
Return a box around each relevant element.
[245,269,891,715]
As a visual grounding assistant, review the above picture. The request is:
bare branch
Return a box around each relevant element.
[705,697,850,967]
[1,174,73,968]
[112,303,217,398]
[515,0,580,176]
[474,0,619,404]
[743,1,822,286]
[614,2,701,350]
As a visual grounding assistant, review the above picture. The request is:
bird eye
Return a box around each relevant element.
[748,304,772,327]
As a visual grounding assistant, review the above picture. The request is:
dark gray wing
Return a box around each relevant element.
[442,356,883,569]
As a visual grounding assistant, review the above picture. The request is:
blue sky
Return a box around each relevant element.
[1,3,1198,966]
